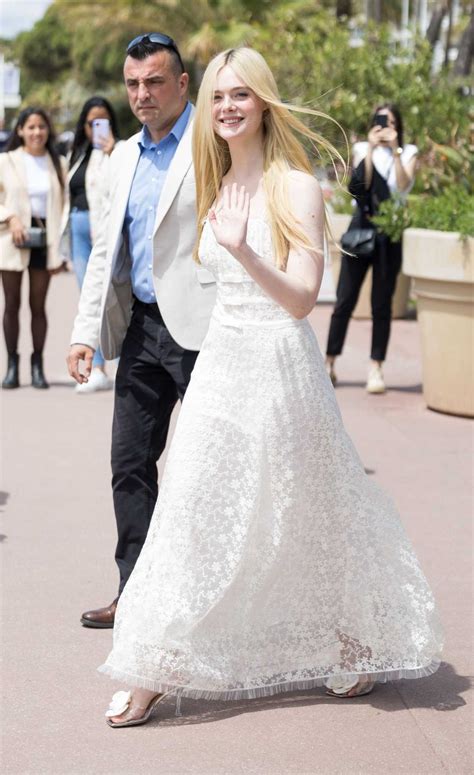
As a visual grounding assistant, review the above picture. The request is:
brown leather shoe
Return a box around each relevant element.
[80,598,118,629]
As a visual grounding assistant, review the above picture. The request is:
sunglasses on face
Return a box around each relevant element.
[126,32,184,71]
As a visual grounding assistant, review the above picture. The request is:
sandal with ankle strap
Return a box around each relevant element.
[324,676,375,698]
[105,689,172,728]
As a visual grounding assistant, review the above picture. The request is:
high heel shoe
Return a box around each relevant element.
[105,690,172,728]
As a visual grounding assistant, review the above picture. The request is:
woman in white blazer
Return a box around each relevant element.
[65,97,120,393]
[0,107,68,389]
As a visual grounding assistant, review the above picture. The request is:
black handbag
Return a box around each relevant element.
[340,227,376,257]
[19,218,47,250]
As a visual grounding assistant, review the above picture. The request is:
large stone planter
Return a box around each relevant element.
[403,228,474,418]
[328,214,410,319]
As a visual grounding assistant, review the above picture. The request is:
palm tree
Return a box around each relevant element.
[454,4,474,74]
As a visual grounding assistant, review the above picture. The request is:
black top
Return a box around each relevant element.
[348,159,392,223]
[347,158,398,249]
[69,155,89,210]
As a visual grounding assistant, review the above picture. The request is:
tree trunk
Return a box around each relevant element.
[454,7,474,76]
[371,0,382,23]
[426,2,448,47]
[444,0,453,68]
[336,0,352,17]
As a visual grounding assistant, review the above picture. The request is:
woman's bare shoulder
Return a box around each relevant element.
[285,169,323,206]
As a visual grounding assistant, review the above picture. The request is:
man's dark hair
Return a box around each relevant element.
[127,39,185,77]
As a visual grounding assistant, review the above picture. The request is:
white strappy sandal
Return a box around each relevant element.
[105,690,172,728]
[324,676,375,698]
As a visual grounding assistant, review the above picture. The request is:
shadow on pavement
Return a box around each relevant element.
[335,381,423,394]
[1,381,75,390]
[153,662,469,729]
[391,662,471,711]
[46,380,77,388]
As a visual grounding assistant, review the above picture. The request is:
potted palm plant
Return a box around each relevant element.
[400,186,473,417]
[372,131,474,417]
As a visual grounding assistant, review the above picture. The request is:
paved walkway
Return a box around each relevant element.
[1,271,472,774]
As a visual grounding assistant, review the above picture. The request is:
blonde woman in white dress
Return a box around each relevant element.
[99,47,442,728]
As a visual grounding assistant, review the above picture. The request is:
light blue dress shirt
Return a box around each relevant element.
[124,101,192,303]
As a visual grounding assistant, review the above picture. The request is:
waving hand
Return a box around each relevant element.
[208,183,250,255]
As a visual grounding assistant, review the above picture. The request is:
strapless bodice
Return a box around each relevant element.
[198,218,298,327]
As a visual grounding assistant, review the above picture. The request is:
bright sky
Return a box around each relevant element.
[0,0,53,39]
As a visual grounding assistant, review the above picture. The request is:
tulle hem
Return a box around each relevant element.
[97,657,442,702]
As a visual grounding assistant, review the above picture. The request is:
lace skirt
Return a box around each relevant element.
[99,314,442,700]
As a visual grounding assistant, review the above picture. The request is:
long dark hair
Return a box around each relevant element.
[69,96,120,168]
[371,102,404,148]
[6,107,65,189]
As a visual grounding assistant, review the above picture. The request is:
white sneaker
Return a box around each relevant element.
[75,368,112,394]
[366,363,385,394]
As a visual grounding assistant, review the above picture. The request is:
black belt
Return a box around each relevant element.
[133,295,158,308]
[132,295,163,320]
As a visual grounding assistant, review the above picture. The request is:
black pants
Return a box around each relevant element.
[111,299,199,594]
[326,241,402,363]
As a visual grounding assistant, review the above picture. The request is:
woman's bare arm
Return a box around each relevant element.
[211,173,325,320]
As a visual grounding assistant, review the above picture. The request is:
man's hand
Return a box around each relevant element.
[67,344,95,384]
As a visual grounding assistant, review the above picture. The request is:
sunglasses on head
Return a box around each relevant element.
[126,32,184,70]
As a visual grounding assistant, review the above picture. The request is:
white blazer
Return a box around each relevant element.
[0,147,68,271]
[70,108,216,358]
[63,147,115,243]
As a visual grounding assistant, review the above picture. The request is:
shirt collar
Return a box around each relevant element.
[138,102,192,151]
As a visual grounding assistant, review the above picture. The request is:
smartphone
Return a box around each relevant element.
[91,118,110,149]
[373,114,388,129]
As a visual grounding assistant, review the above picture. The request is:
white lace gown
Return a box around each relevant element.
[99,219,442,700]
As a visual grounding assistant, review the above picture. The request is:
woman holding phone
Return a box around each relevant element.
[65,96,120,393]
[326,104,418,394]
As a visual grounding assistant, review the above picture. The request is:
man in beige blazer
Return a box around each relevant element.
[67,34,215,628]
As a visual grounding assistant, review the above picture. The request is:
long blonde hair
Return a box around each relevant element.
[192,47,346,269]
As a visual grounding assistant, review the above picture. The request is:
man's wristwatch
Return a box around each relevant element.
[394,147,403,156]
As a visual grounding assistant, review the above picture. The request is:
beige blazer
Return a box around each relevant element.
[70,108,216,358]
[0,147,68,271]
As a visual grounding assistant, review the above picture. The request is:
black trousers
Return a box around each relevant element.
[326,241,402,363]
[111,299,198,595]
